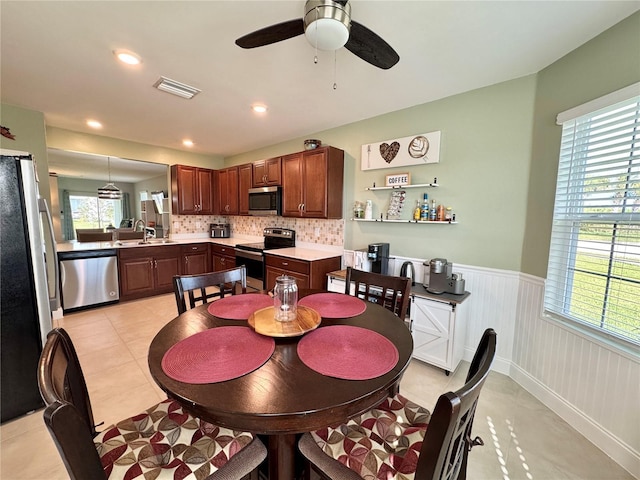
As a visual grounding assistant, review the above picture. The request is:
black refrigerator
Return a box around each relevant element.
[1,150,60,423]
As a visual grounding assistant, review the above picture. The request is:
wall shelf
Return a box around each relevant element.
[352,218,457,224]
[365,183,438,191]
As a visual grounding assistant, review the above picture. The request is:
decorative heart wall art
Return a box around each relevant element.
[361,131,441,171]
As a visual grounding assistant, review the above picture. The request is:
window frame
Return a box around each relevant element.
[544,84,640,349]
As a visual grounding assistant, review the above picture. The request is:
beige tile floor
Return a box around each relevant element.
[0,294,634,480]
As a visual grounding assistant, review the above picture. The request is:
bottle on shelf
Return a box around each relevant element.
[364,200,373,220]
[445,207,453,221]
[420,194,429,221]
[413,200,421,221]
[436,204,445,221]
[429,199,437,221]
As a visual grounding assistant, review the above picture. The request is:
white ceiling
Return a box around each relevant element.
[2,0,639,169]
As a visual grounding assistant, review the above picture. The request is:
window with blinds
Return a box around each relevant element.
[545,91,640,346]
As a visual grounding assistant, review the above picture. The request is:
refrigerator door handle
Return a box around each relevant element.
[39,198,61,311]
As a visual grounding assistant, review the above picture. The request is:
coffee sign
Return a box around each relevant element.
[361,130,441,171]
[385,173,411,187]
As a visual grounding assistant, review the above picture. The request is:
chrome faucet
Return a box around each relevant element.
[133,219,148,243]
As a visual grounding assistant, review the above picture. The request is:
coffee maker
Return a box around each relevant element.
[368,243,390,275]
[426,258,465,295]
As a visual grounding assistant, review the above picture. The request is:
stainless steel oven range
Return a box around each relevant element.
[234,227,296,291]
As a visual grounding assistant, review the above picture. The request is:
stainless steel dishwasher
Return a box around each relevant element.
[58,249,119,312]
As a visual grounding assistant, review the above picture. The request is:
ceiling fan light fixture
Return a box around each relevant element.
[303,0,351,51]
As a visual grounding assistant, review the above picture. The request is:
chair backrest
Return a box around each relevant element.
[345,267,412,318]
[38,328,106,479]
[173,265,247,314]
[76,230,112,242]
[415,328,497,480]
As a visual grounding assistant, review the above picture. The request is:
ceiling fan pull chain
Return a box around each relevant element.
[313,6,319,64]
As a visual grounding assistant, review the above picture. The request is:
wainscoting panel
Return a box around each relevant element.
[514,274,639,477]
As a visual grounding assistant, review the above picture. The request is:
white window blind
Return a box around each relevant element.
[545,93,640,346]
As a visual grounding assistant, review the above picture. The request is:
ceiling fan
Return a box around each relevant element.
[235,0,399,70]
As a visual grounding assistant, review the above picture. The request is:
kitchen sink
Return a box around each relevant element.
[113,238,176,246]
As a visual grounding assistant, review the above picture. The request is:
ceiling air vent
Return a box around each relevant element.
[153,76,201,99]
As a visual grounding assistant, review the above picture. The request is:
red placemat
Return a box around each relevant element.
[297,325,399,380]
[161,326,275,384]
[298,293,367,318]
[207,293,273,320]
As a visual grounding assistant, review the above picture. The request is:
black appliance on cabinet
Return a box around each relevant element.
[1,151,60,423]
[368,242,390,275]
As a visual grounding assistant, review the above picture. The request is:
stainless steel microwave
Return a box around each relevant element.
[248,186,281,216]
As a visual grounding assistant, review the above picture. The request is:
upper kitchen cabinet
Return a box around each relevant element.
[252,157,282,187]
[282,146,344,219]
[216,166,239,215]
[171,165,215,215]
[238,163,252,215]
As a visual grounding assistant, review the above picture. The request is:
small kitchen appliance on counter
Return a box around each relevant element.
[425,258,465,295]
[210,223,230,238]
[368,243,390,275]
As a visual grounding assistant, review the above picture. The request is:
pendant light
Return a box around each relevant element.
[98,157,122,199]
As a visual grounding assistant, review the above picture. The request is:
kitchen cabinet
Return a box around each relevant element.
[119,245,180,301]
[265,253,341,291]
[410,290,469,375]
[238,163,253,215]
[181,243,210,275]
[211,243,236,271]
[216,166,239,215]
[252,157,282,187]
[282,146,344,219]
[171,165,215,215]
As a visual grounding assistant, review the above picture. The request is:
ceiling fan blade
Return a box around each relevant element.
[345,20,399,70]
[235,19,305,49]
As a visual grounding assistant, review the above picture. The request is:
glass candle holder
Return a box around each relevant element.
[273,275,298,322]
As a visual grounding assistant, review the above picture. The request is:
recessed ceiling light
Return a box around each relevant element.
[183,139,194,147]
[114,49,142,65]
[252,104,268,113]
[86,119,102,129]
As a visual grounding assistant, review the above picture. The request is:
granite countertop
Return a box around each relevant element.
[56,236,257,253]
[264,247,342,262]
[326,269,470,305]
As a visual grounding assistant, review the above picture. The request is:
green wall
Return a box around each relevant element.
[522,11,640,277]
[0,104,50,202]
[227,75,537,271]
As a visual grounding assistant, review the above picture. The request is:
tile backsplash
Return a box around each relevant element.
[172,215,344,246]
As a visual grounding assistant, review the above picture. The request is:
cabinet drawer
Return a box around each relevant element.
[265,254,309,275]
[211,244,235,257]
[181,243,209,254]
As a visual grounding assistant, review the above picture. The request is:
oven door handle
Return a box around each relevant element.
[234,248,264,261]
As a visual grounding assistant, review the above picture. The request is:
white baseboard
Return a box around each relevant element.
[463,348,511,376]
[510,363,640,478]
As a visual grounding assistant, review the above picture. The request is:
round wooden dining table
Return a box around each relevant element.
[148,291,414,480]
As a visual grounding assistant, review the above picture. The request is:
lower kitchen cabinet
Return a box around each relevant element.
[211,244,236,271]
[410,293,469,375]
[181,243,210,275]
[265,253,341,291]
[119,245,180,301]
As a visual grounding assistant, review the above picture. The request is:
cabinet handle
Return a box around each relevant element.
[301,203,305,211]
[263,174,267,183]
[154,259,158,268]
[282,262,288,266]
[221,258,225,264]
[192,246,198,250]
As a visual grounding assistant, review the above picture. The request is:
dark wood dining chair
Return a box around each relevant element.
[173,265,247,314]
[38,328,266,480]
[298,328,497,480]
[345,266,412,319]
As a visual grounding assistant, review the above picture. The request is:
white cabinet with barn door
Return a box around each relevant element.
[409,290,469,375]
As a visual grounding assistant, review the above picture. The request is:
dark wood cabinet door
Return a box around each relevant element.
[282,153,304,217]
[217,167,239,215]
[120,256,154,297]
[253,157,282,187]
[183,252,209,275]
[171,165,198,214]
[301,150,328,217]
[197,168,215,215]
[155,256,180,292]
[238,163,252,215]
[265,266,309,291]
[213,254,235,272]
